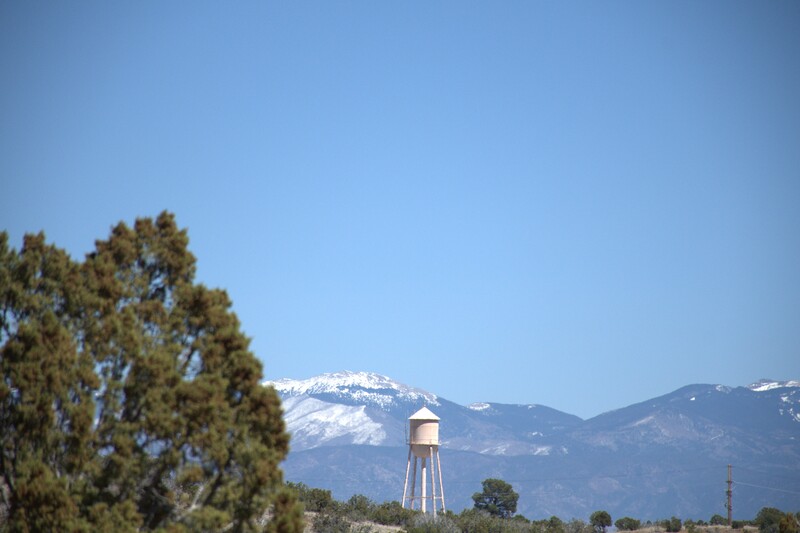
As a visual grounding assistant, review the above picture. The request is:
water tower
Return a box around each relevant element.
[402,406,446,515]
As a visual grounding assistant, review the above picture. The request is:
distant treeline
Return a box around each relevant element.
[288,481,800,533]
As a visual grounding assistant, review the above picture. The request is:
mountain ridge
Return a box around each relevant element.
[266,372,800,519]
[266,371,800,420]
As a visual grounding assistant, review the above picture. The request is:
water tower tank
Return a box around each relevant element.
[409,406,439,457]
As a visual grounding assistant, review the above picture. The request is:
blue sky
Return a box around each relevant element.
[2,2,799,418]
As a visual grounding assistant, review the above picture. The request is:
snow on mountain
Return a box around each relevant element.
[266,374,800,454]
[280,396,387,449]
[747,379,800,392]
[743,380,800,424]
[267,371,585,455]
[265,370,439,409]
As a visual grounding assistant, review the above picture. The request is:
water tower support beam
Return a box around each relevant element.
[402,447,412,508]
[436,448,446,513]
[410,457,418,510]
[421,457,427,513]
[430,446,437,518]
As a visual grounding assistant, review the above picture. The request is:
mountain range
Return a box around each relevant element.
[265,372,800,520]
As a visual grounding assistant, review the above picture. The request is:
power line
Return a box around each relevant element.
[296,464,729,487]
[484,465,726,484]
[735,481,800,496]
[734,466,800,483]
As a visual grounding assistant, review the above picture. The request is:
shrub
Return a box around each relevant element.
[312,507,351,533]
[757,508,786,533]
[779,513,799,533]
[407,513,461,533]
[565,518,593,533]
[344,494,375,522]
[371,500,416,526]
[662,517,682,532]
[547,516,567,533]
[615,517,642,531]
[288,482,336,513]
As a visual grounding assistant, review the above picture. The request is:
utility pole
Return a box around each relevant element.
[725,464,733,526]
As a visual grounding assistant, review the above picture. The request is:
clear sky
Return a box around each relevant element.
[2,1,799,419]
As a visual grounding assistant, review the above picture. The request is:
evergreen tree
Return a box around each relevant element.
[590,511,612,533]
[0,213,303,532]
[471,478,519,519]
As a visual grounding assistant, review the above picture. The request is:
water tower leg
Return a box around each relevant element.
[430,446,437,518]
[421,457,427,513]
[410,456,418,510]
[402,447,412,508]
[436,448,446,513]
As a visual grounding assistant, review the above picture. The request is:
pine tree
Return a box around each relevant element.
[590,511,612,533]
[0,213,303,532]
[471,478,519,518]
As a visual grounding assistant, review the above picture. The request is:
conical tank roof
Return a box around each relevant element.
[409,406,440,420]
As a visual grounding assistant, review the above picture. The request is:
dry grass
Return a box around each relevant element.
[635,526,758,533]
[302,512,404,533]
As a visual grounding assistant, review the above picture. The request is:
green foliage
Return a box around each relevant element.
[454,508,505,533]
[345,493,375,522]
[303,491,404,532]
[758,508,787,533]
[546,515,566,533]
[371,500,416,526]
[0,214,302,532]
[539,516,572,533]
[472,478,519,519]
[284,483,417,530]
[266,487,307,533]
[311,507,352,533]
[615,517,641,531]
[406,512,461,533]
[662,517,682,532]
[779,513,799,533]
[288,482,335,513]
[454,508,546,533]
[565,518,593,533]
[590,511,612,533]
[710,514,726,526]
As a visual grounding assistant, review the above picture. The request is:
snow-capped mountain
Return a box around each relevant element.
[267,372,800,520]
[265,371,436,449]
[747,379,800,392]
[267,371,439,409]
[265,371,581,454]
